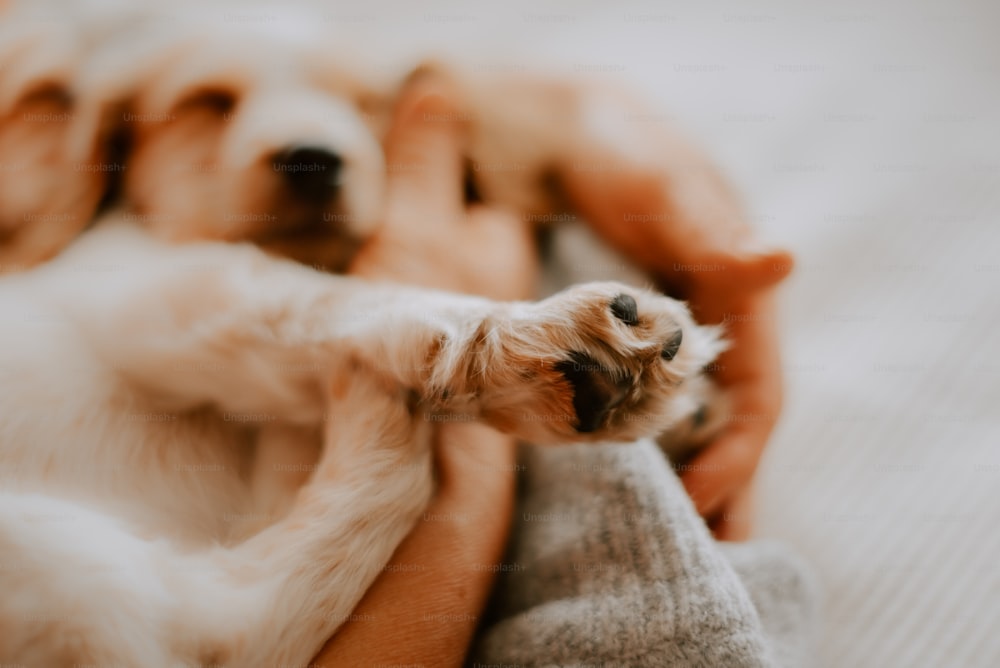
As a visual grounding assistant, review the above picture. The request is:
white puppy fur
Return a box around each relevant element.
[0,214,722,665]
[0,3,742,664]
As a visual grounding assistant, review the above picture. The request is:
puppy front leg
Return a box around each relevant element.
[63,234,496,422]
[213,367,434,667]
[0,366,434,667]
[66,230,718,444]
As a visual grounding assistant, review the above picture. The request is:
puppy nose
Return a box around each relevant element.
[273,145,344,204]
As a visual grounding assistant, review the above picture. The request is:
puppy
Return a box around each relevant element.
[84,10,751,449]
[0,213,723,664]
[0,4,790,287]
[0,5,748,664]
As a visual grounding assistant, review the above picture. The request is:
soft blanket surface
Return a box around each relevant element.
[471,441,818,667]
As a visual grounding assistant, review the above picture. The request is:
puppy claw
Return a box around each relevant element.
[609,293,639,326]
[661,329,683,361]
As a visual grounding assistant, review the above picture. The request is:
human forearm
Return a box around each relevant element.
[314,423,517,667]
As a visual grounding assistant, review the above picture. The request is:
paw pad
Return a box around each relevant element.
[555,352,629,433]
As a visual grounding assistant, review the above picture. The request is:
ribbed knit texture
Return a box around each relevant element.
[471,440,818,667]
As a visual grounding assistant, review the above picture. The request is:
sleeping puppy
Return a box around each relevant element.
[1,3,789,302]
[0,214,724,664]
[77,7,761,448]
[0,5,747,665]
[1,4,748,443]
[13,2,789,286]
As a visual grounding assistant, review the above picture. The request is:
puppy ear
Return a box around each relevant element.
[0,21,76,115]
[0,23,107,269]
[168,88,237,117]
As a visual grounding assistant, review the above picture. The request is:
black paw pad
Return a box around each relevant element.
[661,329,683,360]
[609,293,639,326]
[555,351,630,433]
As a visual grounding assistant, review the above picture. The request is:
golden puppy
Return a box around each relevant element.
[85,10,762,454]
[0,14,108,269]
[41,6,789,291]
[0,208,724,664]
[0,4,781,665]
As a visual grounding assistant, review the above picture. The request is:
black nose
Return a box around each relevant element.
[272,145,343,205]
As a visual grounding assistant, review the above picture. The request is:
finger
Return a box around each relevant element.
[464,206,539,301]
[682,368,780,518]
[707,481,755,541]
[315,424,517,668]
[681,424,766,517]
[681,290,784,516]
[693,291,785,395]
[383,83,466,227]
[725,246,795,293]
[674,247,794,312]
[424,423,518,563]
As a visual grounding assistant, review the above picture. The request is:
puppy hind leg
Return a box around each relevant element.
[212,364,435,667]
[240,423,322,540]
[0,492,180,666]
[0,367,432,668]
[69,237,496,423]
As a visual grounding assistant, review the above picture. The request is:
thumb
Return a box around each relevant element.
[383,82,466,222]
[732,247,795,292]
[693,247,795,298]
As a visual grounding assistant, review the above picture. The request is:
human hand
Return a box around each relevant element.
[314,422,517,667]
[349,78,537,299]
[553,124,793,541]
[680,283,789,541]
[316,80,534,665]
[651,224,792,541]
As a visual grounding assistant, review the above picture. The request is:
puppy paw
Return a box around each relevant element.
[462,282,724,444]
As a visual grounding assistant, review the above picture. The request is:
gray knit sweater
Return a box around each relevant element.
[470,439,819,667]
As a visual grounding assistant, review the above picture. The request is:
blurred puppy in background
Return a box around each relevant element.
[0,2,761,450]
[0,18,107,268]
[3,2,791,287]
